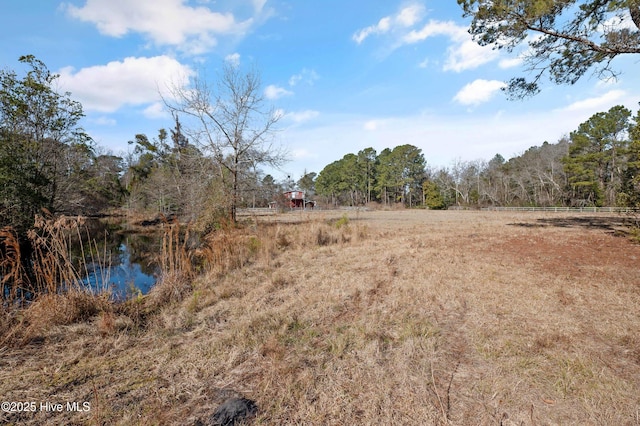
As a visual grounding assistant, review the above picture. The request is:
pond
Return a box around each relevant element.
[79,218,162,300]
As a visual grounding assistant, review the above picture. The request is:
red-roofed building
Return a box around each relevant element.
[283,190,315,209]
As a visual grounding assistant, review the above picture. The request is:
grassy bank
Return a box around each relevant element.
[1,210,639,424]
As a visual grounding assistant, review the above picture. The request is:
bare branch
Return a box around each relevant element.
[162,62,287,222]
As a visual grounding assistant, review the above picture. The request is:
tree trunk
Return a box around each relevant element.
[630,2,640,30]
[231,164,238,224]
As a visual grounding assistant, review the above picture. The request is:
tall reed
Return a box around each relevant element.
[0,226,26,302]
[1,214,111,304]
[1,214,113,345]
[160,219,194,278]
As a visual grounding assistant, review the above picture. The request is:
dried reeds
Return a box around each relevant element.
[0,214,114,344]
[26,214,112,296]
[159,219,194,279]
[1,215,102,302]
[0,226,26,302]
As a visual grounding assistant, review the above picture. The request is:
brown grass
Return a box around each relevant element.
[1,215,115,346]
[0,226,26,302]
[1,214,113,298]
[1,211,639,425]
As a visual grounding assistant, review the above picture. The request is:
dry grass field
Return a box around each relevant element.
[1,210,639,425]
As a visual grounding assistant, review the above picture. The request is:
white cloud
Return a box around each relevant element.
[57,56,193,113]
[353,3,425,44]
[418,58,430,68]
[225,52,241,67]
[403,19,460,43]
[142,102,169,119]
[498,56,524,69]
[65,0,263,54]
[355,10,498,71]
[284,110,320,123]
[264,84,293,100]
[559,89,627,112]
[88,116,117,126]
[404,20,499,72]
[444,39,499,72]
[273,108,286,120]
[396,4,424,27]
[288,68,319,87]
[353,18,390,44]
[498,34,542,69]
[599,11,638,32]
[454,79,507,106]
[363,120,380,131]
[252,0,267,13]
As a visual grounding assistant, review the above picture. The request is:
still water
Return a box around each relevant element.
[80,218,161,300]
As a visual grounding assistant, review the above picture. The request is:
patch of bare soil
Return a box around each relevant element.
[498,231,640,277]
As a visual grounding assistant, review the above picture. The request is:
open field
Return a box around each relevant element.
[1,210,640,425]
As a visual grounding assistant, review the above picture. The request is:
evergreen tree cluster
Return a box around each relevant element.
[312,105,640,209]
[0,56,125,234]
[315,145,426,207]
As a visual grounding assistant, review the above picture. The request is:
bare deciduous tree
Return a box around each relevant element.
[166,63,285,223]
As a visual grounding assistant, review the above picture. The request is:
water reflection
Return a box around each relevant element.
[81,218,161,300]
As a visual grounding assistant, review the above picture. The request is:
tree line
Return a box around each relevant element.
[439,104,640,209]
[0,56,291,242]
[311,104,640,209]
[2,55,640,241]
[4,0,640,232]
[0,55,125,235]
[123,122,292,225]
[314,145,426,207]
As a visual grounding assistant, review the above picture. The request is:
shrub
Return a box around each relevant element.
[334,214,350,229]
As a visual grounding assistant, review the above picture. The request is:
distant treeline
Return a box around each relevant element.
[2,55,640,243]
[311,104,640,209]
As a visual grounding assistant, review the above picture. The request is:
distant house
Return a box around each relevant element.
[283,190,315,209]
[284,190,305,208]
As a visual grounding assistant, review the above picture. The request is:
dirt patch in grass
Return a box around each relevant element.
[1,210,639,425]
[497,231,640,277]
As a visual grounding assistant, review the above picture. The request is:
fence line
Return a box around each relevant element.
[239,206,638,214]
[480,206,639,213]
[237,208,276,216]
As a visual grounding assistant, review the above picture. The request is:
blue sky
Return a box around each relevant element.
[2,1,640,181]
